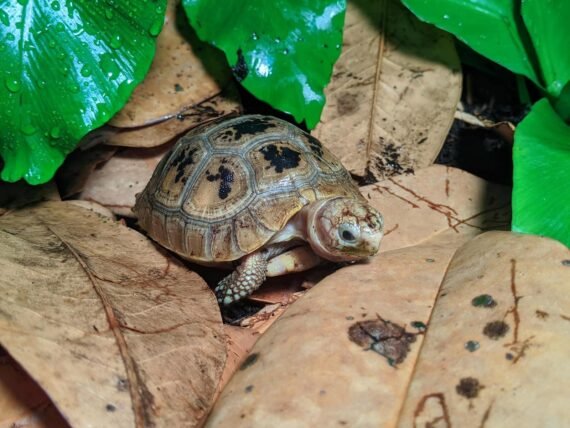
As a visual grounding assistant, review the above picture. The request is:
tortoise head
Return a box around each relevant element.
[306,197,384,262]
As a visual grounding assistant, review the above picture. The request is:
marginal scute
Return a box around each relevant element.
[234,209,272,254]
[134,115,364,262]
[248,192,306,233]
[210,222,238,260]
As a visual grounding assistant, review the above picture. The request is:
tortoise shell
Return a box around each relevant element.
[134,115,365,263]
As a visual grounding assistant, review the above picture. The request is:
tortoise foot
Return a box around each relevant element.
[215,252,267,305]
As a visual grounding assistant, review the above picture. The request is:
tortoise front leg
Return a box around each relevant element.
[215,251,268,305]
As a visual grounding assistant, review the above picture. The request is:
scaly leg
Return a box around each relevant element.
[215,251,268,305]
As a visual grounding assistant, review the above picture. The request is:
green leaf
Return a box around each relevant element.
[513,98,570,247]
[521,0,570,98]
[401,0,541,87]
[0,0,166,184]
[182,0,346,129]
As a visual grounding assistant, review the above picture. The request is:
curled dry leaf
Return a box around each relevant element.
[105,86,241,148]
[205,167,510,426]
[77,143,173,217]
[0,202,225,428]
[313,0,461,180]
[399,232,570,427]
[109,0,232,128]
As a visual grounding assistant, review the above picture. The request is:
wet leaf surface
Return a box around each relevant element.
[109,0,234,128]
[0,201,225,428]
[399,232,570,427]
[0,0,166,184]
[314,0,461,179]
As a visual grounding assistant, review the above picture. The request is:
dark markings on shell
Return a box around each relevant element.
[172,147,198,184]
[233,117,277,140]
[206,165,234,199]
[259,144,301,173]
[305,133,324,158]
[232,48,248,82]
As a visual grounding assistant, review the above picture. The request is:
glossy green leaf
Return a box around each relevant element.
[0,0,166,184]
[182,0,346,129]
[401,0,541,87]
[513,98,570,247]
[521,0,570,98]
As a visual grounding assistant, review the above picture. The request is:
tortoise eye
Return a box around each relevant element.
[338,224,359,243]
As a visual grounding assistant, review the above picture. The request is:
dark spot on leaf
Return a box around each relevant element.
[233,117,277,139]
[206,165,234,199]
[472,294,497,308]
[456,377,484,399]
[244,385,254,393]
[464,340,480,352]
[535,309,549,319]
[505,352,514,360]
[260,144,301,173]
[483,320,509,339]
[174,83,183,92]
[425,258,435,263]
[375,143,414,176]
[240,352,259,370]
[348,316,417,367]
[116,377,129,392]
[232,48,248,82]
[336,92,359,115]
[172,147,198,184]
[106,404,116,412]
[562,259,570,266]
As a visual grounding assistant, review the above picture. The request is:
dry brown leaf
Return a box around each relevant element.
[314,0,461,180]
[205,231,475,427]
[214,326,259,401]
[204,166,511,426]
[0,349,69,428]
[55,145,118,198]
[399,232,570,427]
[362,165,511,252]
[0,201,225,428]
[105,87,241,148]
[109,0,232,127]
[77,143,173,217]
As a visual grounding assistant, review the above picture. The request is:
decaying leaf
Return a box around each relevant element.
[0,202,225,428]
[399,232,570,427]
[204,166,511,426]
[77,144,173,217]
[105,86,241,148]
[109,0,232,128]
[313,0,461,180]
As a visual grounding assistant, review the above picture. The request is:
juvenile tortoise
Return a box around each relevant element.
[134,115,384,305]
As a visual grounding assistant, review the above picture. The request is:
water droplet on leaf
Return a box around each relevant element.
[50,126,61,139]
[251,32,258,40]
[80,64,92,77]
[149,18,162,36]
[21,122,37,135]
[110,35,122,49]
[50,1,61,11]
[105,9,114,20]
[5,78,21,93]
